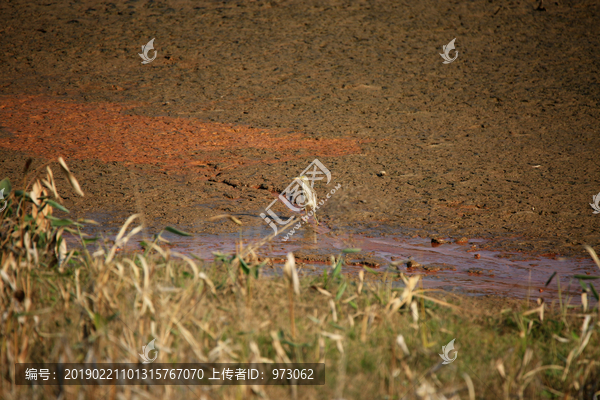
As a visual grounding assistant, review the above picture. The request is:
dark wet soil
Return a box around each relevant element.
[1,1,600,270]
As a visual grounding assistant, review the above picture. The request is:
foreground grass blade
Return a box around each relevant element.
[545,271,557,287]
[589,282,600,301]
[0,178,11,196]
[165,226,192,236]
[45,215,82,227]
[45,199,69,213]
[342,248,361,254]
[574,275,600,280]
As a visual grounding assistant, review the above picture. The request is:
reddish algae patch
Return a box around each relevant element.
[0,95,363,173]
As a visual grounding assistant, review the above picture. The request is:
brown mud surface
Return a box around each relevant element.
[1,0,600,296]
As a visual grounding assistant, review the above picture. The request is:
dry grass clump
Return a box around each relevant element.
[1,158,599,399]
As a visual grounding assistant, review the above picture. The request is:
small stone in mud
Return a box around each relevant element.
[406,260,422,269]
[377,171,386,177]
[347,256,386,268]
[431,238,447,246]
[455,237,469,245]
[423,263,456,272]
[467,267,494,276]
[474,254,481,259]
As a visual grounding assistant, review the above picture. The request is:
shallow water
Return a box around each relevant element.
[76,216,599,304]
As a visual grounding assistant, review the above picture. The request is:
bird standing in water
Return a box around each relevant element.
[295,175,319,225]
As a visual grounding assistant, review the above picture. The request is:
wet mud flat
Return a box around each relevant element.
[1,0,600,310]
[1,0,599,261]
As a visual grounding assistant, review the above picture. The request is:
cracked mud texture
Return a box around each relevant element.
[0,0,599,257]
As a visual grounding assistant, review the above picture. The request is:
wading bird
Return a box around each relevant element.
[295,175,319,225]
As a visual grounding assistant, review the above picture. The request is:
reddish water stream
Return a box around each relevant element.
[85,221,599,303]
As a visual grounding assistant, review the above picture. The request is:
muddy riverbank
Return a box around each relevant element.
[1,0,599,277]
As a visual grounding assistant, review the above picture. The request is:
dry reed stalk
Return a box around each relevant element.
[358,270,364,295]
[57,157,84,197]
[584,245,600,271]
[288,287,295,339]
[329,299,338,322]
[360,306,370,343]
[283,253,299,339]
[270,331,291,363]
